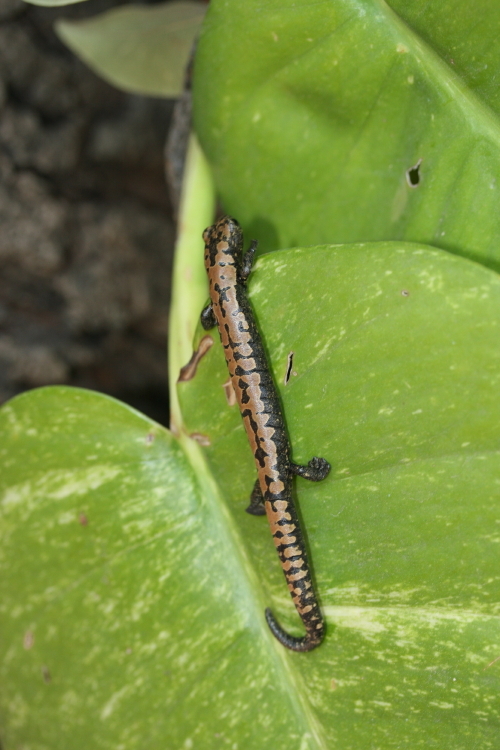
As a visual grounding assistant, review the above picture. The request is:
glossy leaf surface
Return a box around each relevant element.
[179,241,500,748]
[3,0,500,743]
[2,238,500,747]
[0,387,322,749]
[56,2,206,97]
[193,0,500,269]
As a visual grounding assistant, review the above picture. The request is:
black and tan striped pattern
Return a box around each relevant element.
[200,216,330,652]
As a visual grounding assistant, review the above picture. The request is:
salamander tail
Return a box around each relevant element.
[265,607,325,652]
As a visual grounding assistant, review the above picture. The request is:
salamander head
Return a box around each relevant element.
[203,216,243,271]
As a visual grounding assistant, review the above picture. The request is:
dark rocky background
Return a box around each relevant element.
[0,0,176,426]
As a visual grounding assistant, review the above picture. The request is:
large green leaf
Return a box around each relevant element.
[2,238,500,746]
[56,2,206,97]
[178,241,500,747]
[0,387,325,749]
[193,0,500,270]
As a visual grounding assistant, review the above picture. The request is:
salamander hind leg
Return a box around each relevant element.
[200,303,216,330]
[291,456,331,482]
[245,478,266,516]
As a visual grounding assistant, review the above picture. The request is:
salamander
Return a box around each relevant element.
[200,216,331,652]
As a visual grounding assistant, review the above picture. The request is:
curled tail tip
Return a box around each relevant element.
[265,607,324,652]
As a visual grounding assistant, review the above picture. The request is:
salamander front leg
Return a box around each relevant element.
[245,478,266,516]
[291,456,331,482]
[239,240,258,283]
[200,303,216,330]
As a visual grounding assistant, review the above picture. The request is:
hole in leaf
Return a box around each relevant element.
[406,158,422,187]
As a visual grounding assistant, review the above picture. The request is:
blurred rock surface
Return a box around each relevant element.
[0,0,174,424]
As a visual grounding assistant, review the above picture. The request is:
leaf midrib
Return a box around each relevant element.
[179,432,331,750]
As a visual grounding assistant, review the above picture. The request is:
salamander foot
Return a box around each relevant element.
[291,456,331,482]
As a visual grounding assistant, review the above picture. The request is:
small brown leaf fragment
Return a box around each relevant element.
[284,351,294,385]
[79,513,88,526]
[330,678,338,691]
[23,631,34,650]
[190,432,211,446]
[145,432,155,445]
[178,335,214,382]
[41,666,51,684]
[401,289,410,297]
[222,377,237,406]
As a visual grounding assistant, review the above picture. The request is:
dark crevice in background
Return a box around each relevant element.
[0,0,177,426]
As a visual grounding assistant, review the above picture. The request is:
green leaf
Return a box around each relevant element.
[3,240,500,746]
[179,241,500,747]
[168,134,216,432]
[387,1,500,115]
[0,387,323,749]
[56,1,206,97]
[193,0,500,270]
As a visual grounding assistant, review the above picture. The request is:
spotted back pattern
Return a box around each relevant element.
[200,216,330,652]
